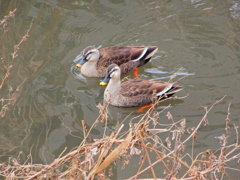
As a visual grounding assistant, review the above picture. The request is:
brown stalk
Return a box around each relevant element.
[26,116,100,180]
[138,132,157,180]
[135,152,147,178]
[128,96,226,179]
[2,93,240,179]
[0,16,35,90]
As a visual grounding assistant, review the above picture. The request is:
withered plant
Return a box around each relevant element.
[0,8,35,118]
[0,96,239,179]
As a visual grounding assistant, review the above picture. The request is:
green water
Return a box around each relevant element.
[0,0,240,179]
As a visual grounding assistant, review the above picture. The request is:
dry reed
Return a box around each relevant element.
[0,97,239,179]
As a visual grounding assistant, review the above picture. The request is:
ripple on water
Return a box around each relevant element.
[229,0,240,19]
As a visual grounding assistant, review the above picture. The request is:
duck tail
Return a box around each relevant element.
[157,84,183,99]
[140,46,158,65]
[165,85,183,98]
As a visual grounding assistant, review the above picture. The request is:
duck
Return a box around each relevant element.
[100,64,183,107]
[75,46,158,77]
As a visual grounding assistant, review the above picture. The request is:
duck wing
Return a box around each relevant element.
[120,79,174,97]
[97,46,156,67]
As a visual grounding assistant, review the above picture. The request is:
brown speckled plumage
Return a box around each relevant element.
[75,46,158,77]
[101,64,183,107]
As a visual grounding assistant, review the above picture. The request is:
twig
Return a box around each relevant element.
[127,96,226,179]
[139,132,157,180]
[0,14,36,89]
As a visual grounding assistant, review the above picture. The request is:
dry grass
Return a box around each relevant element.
[0,8,35,118]
[0,97,239,179]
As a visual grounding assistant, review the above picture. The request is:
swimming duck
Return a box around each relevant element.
[100,64,183,107]
[75,46,158,77]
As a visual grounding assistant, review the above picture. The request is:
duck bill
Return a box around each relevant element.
[100,74,111,86]
[75,57,88,67]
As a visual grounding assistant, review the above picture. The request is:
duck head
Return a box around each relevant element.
[100,64,121,86]
[75,46,100,67]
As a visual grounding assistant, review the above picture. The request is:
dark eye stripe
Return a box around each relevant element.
[85,51,93,58]
[110,67,118,74]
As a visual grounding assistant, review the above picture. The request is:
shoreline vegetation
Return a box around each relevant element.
[1,9,240,180]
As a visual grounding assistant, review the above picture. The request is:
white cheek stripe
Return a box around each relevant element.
[131,48,148,62]
[87,49,98,60]
[110,68,121,78]
[90,49,98,53]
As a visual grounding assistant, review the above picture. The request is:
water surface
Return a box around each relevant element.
[0,0,240,179]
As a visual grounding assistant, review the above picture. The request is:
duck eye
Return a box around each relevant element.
[86,51,93,58]
[110,68,118,74]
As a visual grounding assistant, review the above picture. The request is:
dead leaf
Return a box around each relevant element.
[88,130,132,178]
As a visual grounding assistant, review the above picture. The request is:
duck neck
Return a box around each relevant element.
[105,77,121,97]
[81,61,98,77]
